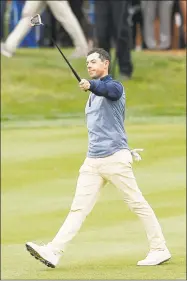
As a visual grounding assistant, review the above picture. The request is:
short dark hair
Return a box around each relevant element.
[87,48,111,63]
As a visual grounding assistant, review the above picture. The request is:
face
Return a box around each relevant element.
[86,52,109,79]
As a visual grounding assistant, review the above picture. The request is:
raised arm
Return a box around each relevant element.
[89,80,123,101]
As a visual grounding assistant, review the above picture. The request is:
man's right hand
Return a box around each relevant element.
[79,79,91,91]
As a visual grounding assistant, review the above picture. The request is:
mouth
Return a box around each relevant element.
[88,70,95,75]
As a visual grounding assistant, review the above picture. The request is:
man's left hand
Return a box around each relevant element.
[131,148,144,162]
[79,79,91,91]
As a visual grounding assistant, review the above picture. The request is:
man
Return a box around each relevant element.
[129,0,146,50]
[1,0,88,58]
[142,0,174,50]
[26,48,171,268]
[95,1,133,80]
[179,0,186,45]
[0,0,7,41]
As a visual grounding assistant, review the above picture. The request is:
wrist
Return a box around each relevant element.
[89,80,96,92]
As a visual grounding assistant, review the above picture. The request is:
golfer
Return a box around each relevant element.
[26,48,171,268]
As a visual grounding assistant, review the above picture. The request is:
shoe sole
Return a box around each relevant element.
[137,256,171,266]
[157,257,171,265]
[25,244,55,268]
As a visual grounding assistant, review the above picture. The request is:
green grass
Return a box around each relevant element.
[1,49,186,121]
[1,121,186,279]
[1,49,186,279]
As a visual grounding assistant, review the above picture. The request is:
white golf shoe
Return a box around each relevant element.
[1,43,13,58]
[25,242,62,268]
[137,248,171,266]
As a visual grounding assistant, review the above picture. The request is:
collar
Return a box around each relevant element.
[100,75,112,81]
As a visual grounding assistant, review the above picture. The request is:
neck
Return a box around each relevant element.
[99,72,109,79]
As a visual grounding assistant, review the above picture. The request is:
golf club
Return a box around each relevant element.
[30,14,81,82]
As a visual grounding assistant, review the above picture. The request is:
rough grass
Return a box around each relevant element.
[1,49,186,121]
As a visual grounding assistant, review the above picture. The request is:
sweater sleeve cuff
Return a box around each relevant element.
[89,80,97,92]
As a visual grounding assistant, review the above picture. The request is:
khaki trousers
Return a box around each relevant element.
[52,149,166,252]
[5,1,88,53]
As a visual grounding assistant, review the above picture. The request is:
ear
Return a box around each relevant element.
[104,60,110,67]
